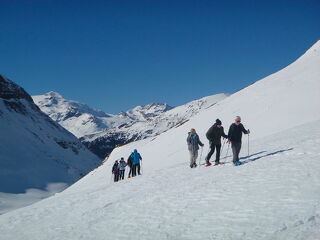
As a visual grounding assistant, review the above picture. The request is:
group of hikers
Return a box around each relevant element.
[112,149,142,182]
[187,116,250,167]
[111,116,250,182]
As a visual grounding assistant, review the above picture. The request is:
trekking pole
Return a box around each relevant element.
[225,142,230,162]
[140,160,143,175]
[247,132,250,157]
[221,138,226,154]
[199,147,203,168]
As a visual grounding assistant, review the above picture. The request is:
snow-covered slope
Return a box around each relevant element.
[0,75,100,195]
[81,93,228,158]
[1,41,319,239]
[1,121,319,240]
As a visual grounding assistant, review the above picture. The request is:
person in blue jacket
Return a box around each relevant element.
[130,149,142,177]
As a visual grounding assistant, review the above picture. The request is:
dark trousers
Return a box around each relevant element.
[114,172,119,182]
[128,166,132,177]
[119,170,125,180]
[232,142,242,163]
[206,143,221,163]
[132,164,141,177]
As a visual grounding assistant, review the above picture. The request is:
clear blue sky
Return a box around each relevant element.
[1,0,319,113]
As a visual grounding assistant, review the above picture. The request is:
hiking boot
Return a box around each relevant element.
[214,162,220,166]
[205,162,212,167]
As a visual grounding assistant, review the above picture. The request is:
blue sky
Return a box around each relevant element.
[1,0,319,113]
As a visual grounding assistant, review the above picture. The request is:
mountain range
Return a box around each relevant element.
[33,92,228,158]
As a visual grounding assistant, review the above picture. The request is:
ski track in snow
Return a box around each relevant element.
[0,121,319,240]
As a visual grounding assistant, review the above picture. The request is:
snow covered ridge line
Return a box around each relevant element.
[80,93,228,159]
[0,75,100,212]
[32,91,174,139]
[33,91,229,159]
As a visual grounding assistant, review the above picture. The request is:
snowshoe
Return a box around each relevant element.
[205,162,212,167]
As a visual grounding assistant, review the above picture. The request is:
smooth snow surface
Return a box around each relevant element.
[0,121,319,240]
[0,183,67,215]
[0,41,319,239]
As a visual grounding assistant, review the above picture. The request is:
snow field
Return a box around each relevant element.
[0,120,319,240]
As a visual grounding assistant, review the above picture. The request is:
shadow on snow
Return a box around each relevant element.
[240,148,294,165]
[218,148,294,165]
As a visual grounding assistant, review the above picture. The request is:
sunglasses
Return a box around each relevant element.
[236,120,241,123]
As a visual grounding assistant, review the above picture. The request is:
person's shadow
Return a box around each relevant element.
[221,150,267,161]
[239,151,267,160]
[239,148,294,165]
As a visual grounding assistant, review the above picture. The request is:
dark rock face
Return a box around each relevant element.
[0,75,33,102]
[81,133,139,159]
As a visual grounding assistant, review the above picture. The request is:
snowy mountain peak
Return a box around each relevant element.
[126,102,173,121]
[33,92,115,137]
[45,91,64,99]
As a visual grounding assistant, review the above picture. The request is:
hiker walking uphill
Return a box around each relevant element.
[227,116,250,166]
[127,154,133,178]
[130,149,142,177]
[205,119,228,166]
[112,160,120,182]
[118,158,127,180]
[187,128,204,168]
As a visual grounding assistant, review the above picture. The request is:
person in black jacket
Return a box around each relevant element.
[227,116,250,165]
[127,154,133,178]
[205,119,228,166]
[112,160,120,182]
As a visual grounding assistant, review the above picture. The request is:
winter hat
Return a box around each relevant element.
[215,119,222,125]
